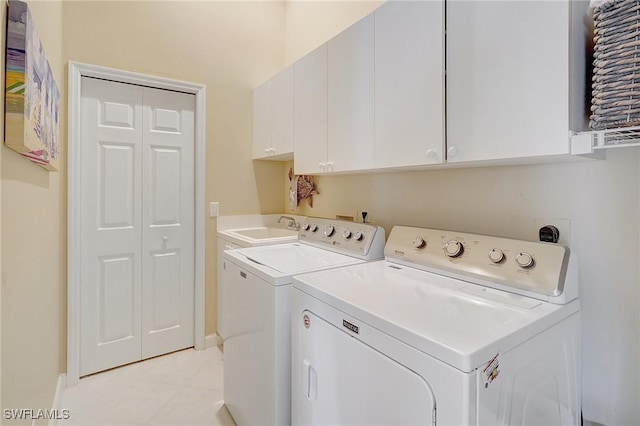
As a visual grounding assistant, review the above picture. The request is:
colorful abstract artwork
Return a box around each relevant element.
[5,0,60,171]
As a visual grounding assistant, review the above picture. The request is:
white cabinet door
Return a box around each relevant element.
[446,0,571,163]
[252,80,272,159]
[375,0,444,168]
[253,66,294,160]
[271,65,294,158]
[294,44,329,175]
[328,14,375,172]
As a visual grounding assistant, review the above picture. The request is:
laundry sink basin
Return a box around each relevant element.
[231,227,298,240]
[219,226,298,246]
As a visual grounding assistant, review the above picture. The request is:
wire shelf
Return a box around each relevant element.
[572,126,640,154]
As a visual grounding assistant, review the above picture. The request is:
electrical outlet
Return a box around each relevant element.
[533,217,571,245]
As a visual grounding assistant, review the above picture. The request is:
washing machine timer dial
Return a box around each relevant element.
[353,231,364,241]
[342,229,352,239]
[412,236,426,249]
[516,252,535,269]
[302,223,310,231]
[324,225,335,237]
[444,240,464,258]
[488,248,505,263]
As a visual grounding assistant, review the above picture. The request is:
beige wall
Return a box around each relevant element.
[62,1,288,337]
[284,0,382,64]
[1,0,65,422]
[285,2,640,424]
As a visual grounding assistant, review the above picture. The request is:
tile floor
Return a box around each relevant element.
[58,346,236,426]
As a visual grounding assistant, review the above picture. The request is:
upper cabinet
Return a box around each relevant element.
[327,14,375,173]
[294,45,329,175]
[374,0,445,168]
[278,0,589,172]
[446,0,587,163]
[252,65,294,160]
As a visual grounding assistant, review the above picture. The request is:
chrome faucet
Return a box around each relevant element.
[278,215,300,231]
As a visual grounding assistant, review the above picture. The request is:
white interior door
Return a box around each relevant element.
[79,77,195,376]
[141,87,195,359]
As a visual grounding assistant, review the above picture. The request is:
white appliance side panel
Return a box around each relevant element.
[477,313,581,426]
[217,238,243,340]
[292,288,477,425]
[223,261,291,425]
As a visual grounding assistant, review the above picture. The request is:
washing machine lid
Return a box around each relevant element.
[224,243,364,285]
[293,261,579,372]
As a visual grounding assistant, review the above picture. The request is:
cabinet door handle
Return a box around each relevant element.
[318,162,326,169]
[264,148,270,154]
[326,161,334,171]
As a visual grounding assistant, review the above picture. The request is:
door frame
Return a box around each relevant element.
[67,61,206,385]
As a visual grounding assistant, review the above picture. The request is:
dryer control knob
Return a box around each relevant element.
[412,236,426,249]
[516,252,535,269]
[444,240,464,258]
[353,231,364,241]
[324,225,335,237]
[309,224,318,232]
[488,248,505,263]
[342,229,352,239]
[302,223,310,231]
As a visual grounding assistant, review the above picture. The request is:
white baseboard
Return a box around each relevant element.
[205,333,223,348]
[46,373,67,426]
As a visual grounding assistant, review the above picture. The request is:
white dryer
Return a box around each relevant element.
[222,218,385,426]
[292,226,581,425]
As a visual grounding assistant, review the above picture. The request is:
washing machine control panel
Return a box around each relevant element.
[299,218,385,260]
[385,226,572,301]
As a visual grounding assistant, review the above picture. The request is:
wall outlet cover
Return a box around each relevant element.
[210,202,220,217]
[533,217,571,246]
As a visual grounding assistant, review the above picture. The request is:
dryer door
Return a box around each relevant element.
[295,310,436,425]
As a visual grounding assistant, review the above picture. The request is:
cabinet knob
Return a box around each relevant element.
[326,161,334,171]
[447,146,458,158]
[426,149,438,159]
[264,148,270,154]
[318,162,326,169]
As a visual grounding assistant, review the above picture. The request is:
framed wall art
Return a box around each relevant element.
[5,0,60,171]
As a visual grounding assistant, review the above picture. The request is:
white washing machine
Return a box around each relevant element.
[222,218,385,426]
[292,225,581,425]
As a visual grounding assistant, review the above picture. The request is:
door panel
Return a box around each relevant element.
[296,310,435,425]
[149,146,181,225]
[99,143,135,228]
[141,87,195,359]
[80,77,143,376]
[98,255,135,343]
